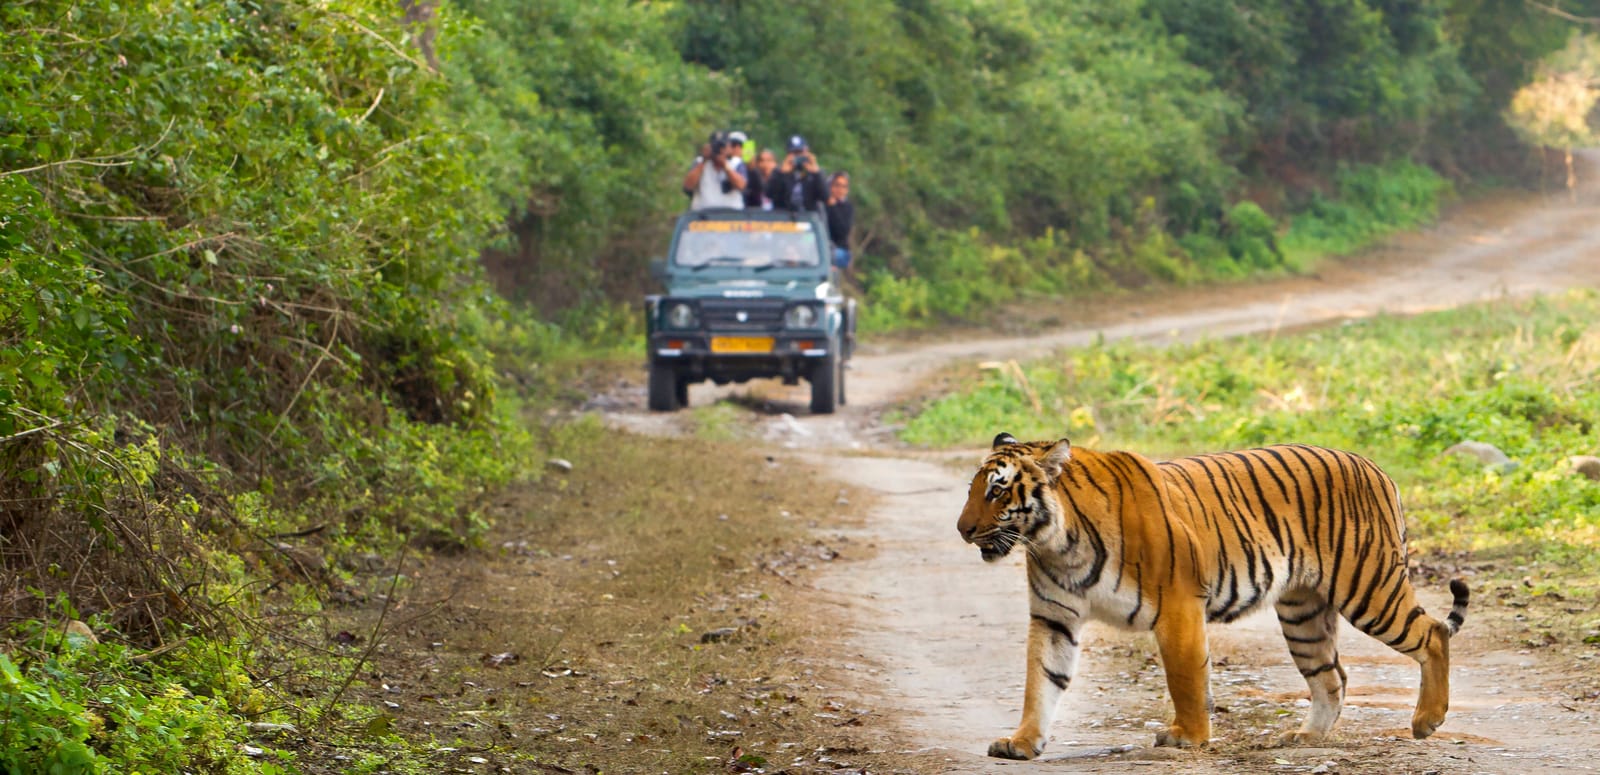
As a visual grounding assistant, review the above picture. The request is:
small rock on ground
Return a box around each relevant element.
[64,620,98,645]
[1569,455,1600,480]
[1442,441,1516,472]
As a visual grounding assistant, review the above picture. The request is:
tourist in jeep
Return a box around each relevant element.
[767,135,826,212]
[826,171,853,270]
[683,130,746,210]
[745,147,777,210]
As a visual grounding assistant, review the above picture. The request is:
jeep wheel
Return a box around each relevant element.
[809,353,840,415]
[648,363,680,412]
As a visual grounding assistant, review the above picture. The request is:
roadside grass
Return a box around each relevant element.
[686,401,752,441]
[893,290,1600,579]
[328,418,900,774]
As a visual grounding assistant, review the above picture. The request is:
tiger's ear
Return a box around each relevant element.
[1039,438,1072,477]
[992,432,1019,450]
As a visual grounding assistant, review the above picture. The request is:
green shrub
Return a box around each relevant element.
[1281,161,1453,268]
[1,624,290,775]
[2,3,537,771]
[858,227,1108,331]
[1225,201,1282,270]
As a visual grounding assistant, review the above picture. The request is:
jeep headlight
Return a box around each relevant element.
[784,304,820,329]
[665,302,698,329]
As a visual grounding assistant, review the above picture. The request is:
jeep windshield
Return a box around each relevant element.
[672,219,821,270]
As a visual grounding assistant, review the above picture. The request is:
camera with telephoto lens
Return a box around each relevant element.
[793,152,811,170]
[707,131,728,159]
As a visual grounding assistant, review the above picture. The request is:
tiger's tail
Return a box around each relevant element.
[1443,578,1469,635]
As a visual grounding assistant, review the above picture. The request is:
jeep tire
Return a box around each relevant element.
[810,352,840,415]
[648,362,680,412]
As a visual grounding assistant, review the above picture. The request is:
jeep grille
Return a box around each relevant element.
[700,299,784,331]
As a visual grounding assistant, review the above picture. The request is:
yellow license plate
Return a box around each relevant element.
[711,336,775,354]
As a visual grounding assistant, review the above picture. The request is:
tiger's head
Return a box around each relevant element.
[957,432,1072,562]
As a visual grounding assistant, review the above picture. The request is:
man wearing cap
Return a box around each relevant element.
[766,135,827,212]
[683,130,746,211]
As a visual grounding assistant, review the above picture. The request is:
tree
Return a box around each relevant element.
[1506,32,1600,196]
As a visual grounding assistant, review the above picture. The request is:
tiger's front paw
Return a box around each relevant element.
[987,735,1044,760]
[1154,724,1206,748]
[1411,710,1445,740]
[1275,729,1328,748]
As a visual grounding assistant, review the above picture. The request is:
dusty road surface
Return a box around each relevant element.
[606,168,1600,773]
[817,455,1600,775]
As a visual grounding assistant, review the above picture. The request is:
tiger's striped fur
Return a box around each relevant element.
[956,434,1469,760]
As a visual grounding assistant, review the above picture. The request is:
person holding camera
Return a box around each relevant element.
[683,130,746,211]
[766,135,826,212]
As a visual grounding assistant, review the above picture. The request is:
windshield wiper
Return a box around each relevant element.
[689,257,745,272]
[753,262,814,272]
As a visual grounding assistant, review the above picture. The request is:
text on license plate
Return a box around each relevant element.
[711,336,774,354]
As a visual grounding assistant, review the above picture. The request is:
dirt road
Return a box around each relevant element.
[608,167,1600,773]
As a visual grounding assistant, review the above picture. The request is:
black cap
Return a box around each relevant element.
[786,135,807,153]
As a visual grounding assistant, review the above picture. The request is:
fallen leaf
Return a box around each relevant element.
[481,652,521,668]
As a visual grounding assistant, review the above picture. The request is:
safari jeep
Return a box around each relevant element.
[645,208,855,414]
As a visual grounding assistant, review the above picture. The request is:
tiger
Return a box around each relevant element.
[956,433,1469,760]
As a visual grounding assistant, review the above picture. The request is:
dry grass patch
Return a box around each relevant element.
[327,420,911,773]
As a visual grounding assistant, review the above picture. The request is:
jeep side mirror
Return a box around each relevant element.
[649,258,668,281]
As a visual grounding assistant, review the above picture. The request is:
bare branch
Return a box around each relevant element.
[328,13,432,72]
[0,157,135,178]
[1526,0,1600,25]
[267,316,342,443]
[0,118,177,178]
[0,419,68,446]
[356,87,385,125]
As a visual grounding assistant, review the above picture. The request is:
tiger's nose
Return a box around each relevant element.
[958,523,977,542]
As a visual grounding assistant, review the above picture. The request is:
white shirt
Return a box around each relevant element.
[690,157,746,210]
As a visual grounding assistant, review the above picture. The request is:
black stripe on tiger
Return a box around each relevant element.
[1044,668,1071,690]
[1032,615,1079,646]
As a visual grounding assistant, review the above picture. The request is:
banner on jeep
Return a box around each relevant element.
[687,221,812,233]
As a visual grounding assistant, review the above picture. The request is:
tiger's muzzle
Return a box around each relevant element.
[970,529,1020,562]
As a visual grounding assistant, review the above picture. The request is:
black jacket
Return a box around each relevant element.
[742,164,767,209]
[826,199,853,248]
[767,169,826,212]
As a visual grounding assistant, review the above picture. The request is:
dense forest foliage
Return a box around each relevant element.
[2,0,1597,771]
[456,0,1594,328]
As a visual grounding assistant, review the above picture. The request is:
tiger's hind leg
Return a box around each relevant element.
[1345,578,1469,740]
[1274,590,1346,746]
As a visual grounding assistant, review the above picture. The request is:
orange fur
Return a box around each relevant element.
[958,434,1468,759]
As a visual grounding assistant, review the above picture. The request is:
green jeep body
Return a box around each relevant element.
[645,208,855,414]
